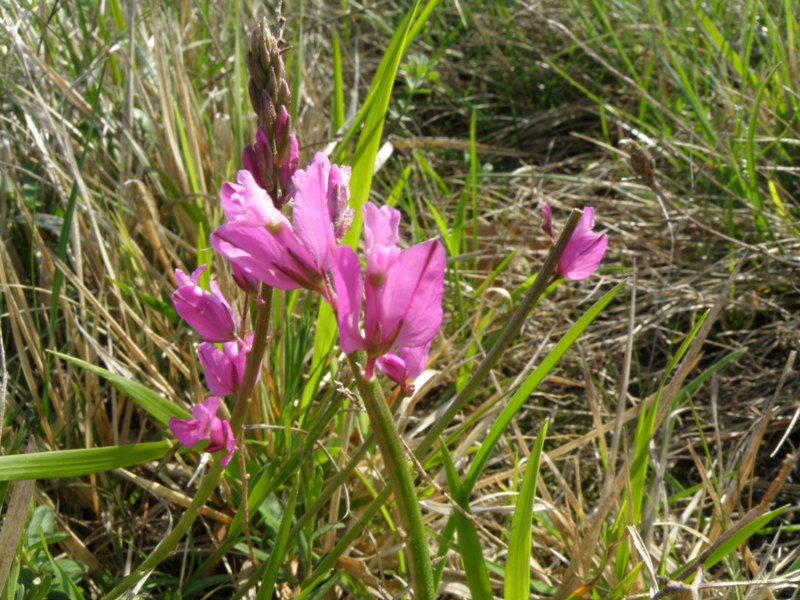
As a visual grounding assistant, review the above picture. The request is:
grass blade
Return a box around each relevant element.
[53,352,188,425]
[0,442,169,481]
[505,420,548,600]
[441,442,493,600]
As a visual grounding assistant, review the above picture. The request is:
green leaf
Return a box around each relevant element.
[340,0,439,245]
[0,442,170,481]
[441,443,492,600]
[702,506,789,571]
[464,283,623,492]
[505,420,548,600]
[27,506,57,549]
[52,351,188,425]
[256,476,301,600]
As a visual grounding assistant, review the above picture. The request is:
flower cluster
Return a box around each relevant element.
[169,266,249,466]
[166,17,608,469]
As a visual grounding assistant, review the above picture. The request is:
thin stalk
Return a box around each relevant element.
[302,210,586,593]
[347,354,435,600]
[416,208,584,459]
[103,285,273,600]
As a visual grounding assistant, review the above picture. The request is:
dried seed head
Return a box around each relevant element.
[619,138,656,187]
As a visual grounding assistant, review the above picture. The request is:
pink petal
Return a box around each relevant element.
[541,202,554,242]
[376,343,430,385]
[172,273,237,342]
[220,170,280,226]
[560,232,608,280]
[220,420,236,467]
[292,153,337,271]
[198,342,239,396]
[363,203,401,268]
[211,223,321,291]
[192,396,220,423]
[331,245,366,354]
[169,417,208,449]
[380,239,446,350]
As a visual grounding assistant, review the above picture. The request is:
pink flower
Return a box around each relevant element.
[168,396,236,467]
[375,343,431,394]
[211,153,352,304]
[332,203,445,378]
[197,334,254,396]
[172,266,237,342]
[541,202,608,280]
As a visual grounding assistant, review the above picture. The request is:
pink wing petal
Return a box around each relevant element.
[331,245,366,354]
[380,239,445,350]
[559,232,608,280]
[211,223,320,291]
[292,153,337,270]
[169,417,208,449]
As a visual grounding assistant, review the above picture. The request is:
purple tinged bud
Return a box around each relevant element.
[242,127,275,192]
[275,107,292,164]
[277,135,299,205]
[197,334,253,397]
[172,267,237,342]
[168,396,236,467]
[375,343,431,395]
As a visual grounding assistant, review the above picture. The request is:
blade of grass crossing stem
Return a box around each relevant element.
[463,283,623,493]
[342,0,423,245]
[505,420,548,600]
[0,442,169,481]
[703,506,788,571]
[441,443,493,600]
[52,352,189,424]
[434,283,623,587]
[332,0,439,172]
[256,476,301,600]
[331,28,345,132]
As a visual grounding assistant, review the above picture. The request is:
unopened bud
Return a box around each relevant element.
[242,127,275,193]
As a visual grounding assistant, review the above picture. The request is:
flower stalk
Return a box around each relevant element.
[102,285,272,600]
[346,354,435,599]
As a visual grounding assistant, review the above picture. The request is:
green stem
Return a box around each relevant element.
[103,285,273,600]
[347,354,435,600]
[416,208,584,458]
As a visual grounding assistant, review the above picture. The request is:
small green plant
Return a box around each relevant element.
[4,507,87,600]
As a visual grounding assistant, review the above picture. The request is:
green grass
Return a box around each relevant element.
[1,0,799,598]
